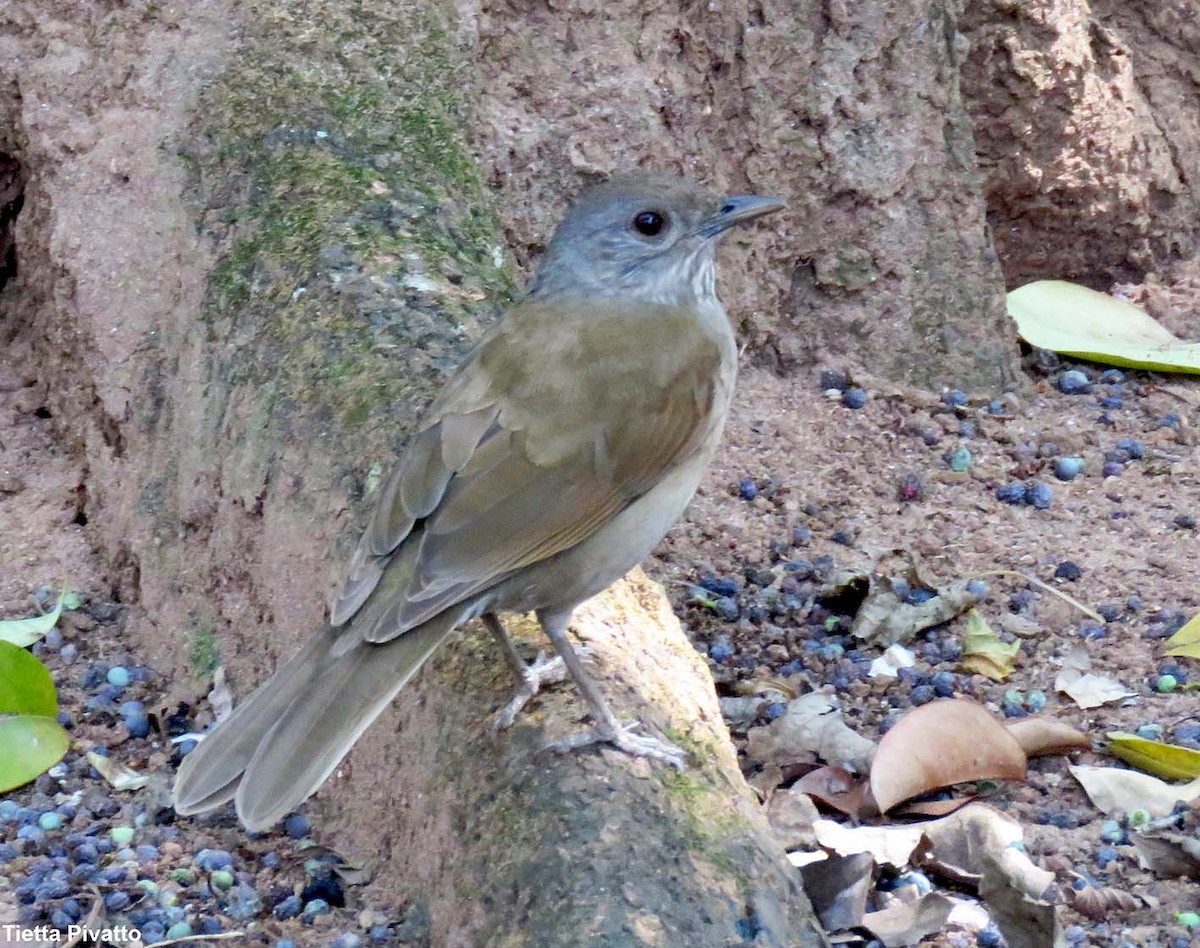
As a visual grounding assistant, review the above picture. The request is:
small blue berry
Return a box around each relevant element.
[1053,457,1084,481]
[194,848,233,872]
[1099,820,1126,845]
[303,898,331,917]
[738,477,758,500]
[930,671,956,698]
[1115,438,1144,459]
[283,812,311,840]
[1080,624,1104,648]
[699,576,739,598]
[1027,482,1053,509]
[1058,370,1091,394]
[17,825,45,846]
[841,387,867,410]
[1098,369,1125,383]
[1054,561,1082,581]
[274,894,303,920]
[910,685,935,705]
[947,446,972,472]
[1102,460,1123,478]
[708,640,735,663]
[1096,845,1119,869]
[996,482,1027,505]
[1025,690,1047,712]
[37,812,62,832]
[104,891,131,912]
[965,579,988,598]
[943,389,968,407]
[106,666,132,688]
[711,597,738,622]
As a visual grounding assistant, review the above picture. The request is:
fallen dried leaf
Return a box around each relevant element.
[793,765,870,816]
[1069,764,1200,817]
[862,893,955,948]
[1069,882,1140,921]
[1132,833,1200,879]
[745,692,875,773]
[870,700,1027,814]
[813,819,925,868]
[1006,718,1091,758]
[86,751,149,791]
[1055,670,1134,709]
[799,852,874,932]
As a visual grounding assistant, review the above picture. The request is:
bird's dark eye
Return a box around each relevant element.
[632,210,667,237]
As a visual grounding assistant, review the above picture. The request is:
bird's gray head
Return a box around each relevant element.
[528,172,783,307]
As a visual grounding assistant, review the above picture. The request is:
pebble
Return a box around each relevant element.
[738,477,758,501]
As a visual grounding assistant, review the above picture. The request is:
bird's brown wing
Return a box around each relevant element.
[327,297,726,643]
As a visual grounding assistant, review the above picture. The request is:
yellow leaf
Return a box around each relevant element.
[1007,280,1200,374]
[1107,732,1200,781]
[1166,614,1200,658]
[960,609,1019,682]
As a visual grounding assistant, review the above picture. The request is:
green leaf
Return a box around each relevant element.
[1108,731,1200,781]
[1007,280,1200,373]
[0,588,66,647]
[0,640,59,717]
[0,715,70,792]
[1166,613,1200,659]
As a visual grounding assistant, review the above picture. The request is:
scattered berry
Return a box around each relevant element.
[1058,370,1091,394]
[106,666,131,688]
[841,387,867,410]
[1053,457,1084,481]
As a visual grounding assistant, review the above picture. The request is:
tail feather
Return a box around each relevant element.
[172,617,456,829]
[173,626,339,815]
[234,618,455,830]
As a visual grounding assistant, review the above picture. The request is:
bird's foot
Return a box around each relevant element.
[544,720,686,769]
[492,650,580,731]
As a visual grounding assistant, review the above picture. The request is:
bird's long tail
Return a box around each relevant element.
[172,614,457,831]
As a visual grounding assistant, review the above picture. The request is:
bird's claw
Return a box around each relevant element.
[492,649,585,731]
[543,720,686,768]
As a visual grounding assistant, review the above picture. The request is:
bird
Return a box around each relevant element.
[173,171,783,830]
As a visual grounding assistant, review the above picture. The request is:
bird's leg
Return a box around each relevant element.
[484,612,572,730]
[536,609,686,768]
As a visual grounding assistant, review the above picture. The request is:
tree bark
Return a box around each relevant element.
[0,0,820,943]
[469,0,1021,392]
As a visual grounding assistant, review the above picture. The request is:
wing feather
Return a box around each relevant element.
[330,298,728,645]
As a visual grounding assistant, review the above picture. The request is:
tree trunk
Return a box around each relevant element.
[960,0,1200,291]
[0,0,820,943]
[468,0,1022,394]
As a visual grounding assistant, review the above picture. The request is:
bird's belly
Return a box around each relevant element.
[495,448,712,616]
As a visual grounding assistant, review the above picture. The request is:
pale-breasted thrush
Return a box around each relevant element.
[173,172,783,830]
